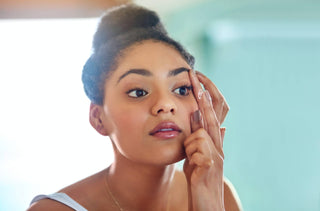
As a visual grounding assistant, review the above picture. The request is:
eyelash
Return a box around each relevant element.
[126,85,193,98]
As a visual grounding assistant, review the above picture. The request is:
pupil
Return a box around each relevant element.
[180,87,186,95]
[136,90,144,97]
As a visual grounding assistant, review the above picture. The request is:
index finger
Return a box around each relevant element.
[189,69,223,153]
[189,69,208,131]
[196,71,229,124]
[189,69,204,103]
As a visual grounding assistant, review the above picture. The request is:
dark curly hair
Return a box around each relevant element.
[82,3,195,105]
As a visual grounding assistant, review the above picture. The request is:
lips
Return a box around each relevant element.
[149,121,182,139]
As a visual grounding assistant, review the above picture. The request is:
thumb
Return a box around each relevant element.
[191,110,203,132]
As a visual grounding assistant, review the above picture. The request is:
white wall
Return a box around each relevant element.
[0,19,114,210]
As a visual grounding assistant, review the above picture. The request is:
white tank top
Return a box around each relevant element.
[30,192,87,211]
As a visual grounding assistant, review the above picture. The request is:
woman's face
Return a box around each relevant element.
[102,40,198,165]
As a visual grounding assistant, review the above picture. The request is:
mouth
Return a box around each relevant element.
[149,121,182,139]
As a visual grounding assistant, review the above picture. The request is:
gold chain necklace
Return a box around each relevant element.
[104,169,171,211]
[105,172,124,211]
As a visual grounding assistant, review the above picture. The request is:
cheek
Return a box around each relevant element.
[111,105,147,138]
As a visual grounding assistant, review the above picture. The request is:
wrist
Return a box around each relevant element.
[191,186,224,211]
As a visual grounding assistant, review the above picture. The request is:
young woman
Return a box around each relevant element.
[28,4,242,211]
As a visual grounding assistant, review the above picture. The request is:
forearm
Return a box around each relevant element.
[190,183,225,211]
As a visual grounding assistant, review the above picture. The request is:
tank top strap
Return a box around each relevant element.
[30,192,87,211]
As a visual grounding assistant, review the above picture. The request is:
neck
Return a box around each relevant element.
[107,152,176,211]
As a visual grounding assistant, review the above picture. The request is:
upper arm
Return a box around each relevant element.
[224,178,243,211]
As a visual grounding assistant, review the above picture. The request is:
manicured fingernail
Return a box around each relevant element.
[198,89,204,100]
[192,110,201,123]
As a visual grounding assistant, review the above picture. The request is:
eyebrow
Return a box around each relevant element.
[167,67,189,77]
[117,67,189,83]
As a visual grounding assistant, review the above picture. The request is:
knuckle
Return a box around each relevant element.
[218,96,225,105]
[224,102,230,112]
[191,152,201,162]
[197,138,207,147]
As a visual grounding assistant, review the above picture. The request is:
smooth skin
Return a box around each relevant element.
[28,40,242,211]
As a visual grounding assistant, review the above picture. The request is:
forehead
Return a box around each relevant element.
[111,40,191,78]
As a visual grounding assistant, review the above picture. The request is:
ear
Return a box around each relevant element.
[89,103,110,136]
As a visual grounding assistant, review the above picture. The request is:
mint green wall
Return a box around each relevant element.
[166,1,320,210]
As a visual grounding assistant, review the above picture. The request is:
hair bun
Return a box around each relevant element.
[93,4,167,52]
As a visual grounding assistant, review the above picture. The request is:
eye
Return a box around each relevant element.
[127,89,148,98]
[173,85,192,96]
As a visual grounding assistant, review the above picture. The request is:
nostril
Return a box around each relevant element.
[157,108,174,114]
[154,106,176,115]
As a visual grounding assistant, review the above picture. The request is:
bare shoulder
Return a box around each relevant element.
[28,198,73,211]
[224,177,243,211]
[27,169,108,211]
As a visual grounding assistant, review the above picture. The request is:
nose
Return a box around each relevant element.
[151,91,177,115]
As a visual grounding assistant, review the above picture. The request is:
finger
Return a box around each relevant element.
[190,70,223,156]
[190,110,203,133]
[184,135,213,159]
[202,89,224,157]
[189,69,204,105]
[189,152,213,168]
[189,70,208,130]
[196,71,229,124]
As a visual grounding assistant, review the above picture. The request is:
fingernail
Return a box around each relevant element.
[198,89,204,100]
[192,110,201,123]
[191,69,196,74]
[221,127,226,135]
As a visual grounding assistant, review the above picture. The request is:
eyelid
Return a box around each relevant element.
[174,83,192,90]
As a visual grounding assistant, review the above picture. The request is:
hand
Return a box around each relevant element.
[183,70,228,211]
[195,71,229,126]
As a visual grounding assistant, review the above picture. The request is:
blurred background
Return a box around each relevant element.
[0,0,319,210]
